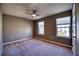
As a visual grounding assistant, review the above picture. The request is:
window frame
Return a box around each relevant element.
[38,21,44,35]
[56,16,71,39]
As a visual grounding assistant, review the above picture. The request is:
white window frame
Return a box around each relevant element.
[38,21,44,35]
[56,16,71,38]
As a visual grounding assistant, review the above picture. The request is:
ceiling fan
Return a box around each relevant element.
[26,9,40,17]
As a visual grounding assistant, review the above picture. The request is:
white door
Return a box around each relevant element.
[72,4,76,56]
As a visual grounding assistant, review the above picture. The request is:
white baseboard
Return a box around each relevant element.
[43,39,72,48]
[3,37,32,45]
[3,37,72,48]
[35,37,72,48]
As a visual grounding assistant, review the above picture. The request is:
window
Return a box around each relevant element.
[56,16,71,38]
[38,21,44,34]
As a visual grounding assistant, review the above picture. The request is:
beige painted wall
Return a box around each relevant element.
[0,5,2,55]
[3,14,33,43]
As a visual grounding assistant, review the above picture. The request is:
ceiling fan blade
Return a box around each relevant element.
[36,14,40,16]
[26,9,40,17]
[26,12,33,14]
[26,13,32,15]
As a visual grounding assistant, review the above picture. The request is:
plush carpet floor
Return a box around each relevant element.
[2,39,73,56]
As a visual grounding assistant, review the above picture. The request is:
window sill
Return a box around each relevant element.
[56,36,70,39]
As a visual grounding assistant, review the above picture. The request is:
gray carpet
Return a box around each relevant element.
[2,39,73,56]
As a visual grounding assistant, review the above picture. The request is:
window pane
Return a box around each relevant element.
[57,31,61,36]
[57,28,69,37]
[65,32,69,37]
[38,21,44,34]
[57,28,61,31]
[66,28,69,32]
[61,28,65,36]
[38,22,44,26]
[56,16,70,24]
[56,16,70,38]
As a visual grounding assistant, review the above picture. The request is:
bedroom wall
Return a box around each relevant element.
[0,5,2,55]
[34,10,72,46]
[3,14,33,43]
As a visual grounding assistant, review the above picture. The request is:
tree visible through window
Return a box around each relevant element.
[38,21,44,34]
[56,16,70,38]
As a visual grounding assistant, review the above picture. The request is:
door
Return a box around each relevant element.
[72,4,76,56]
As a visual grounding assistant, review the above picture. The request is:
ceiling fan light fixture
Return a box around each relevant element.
[32,14,36,17]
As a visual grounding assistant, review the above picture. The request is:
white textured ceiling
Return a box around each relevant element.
[1,3,73,20]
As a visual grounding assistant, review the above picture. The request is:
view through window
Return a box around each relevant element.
[56,16,71,38]
[38,21,44,34]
